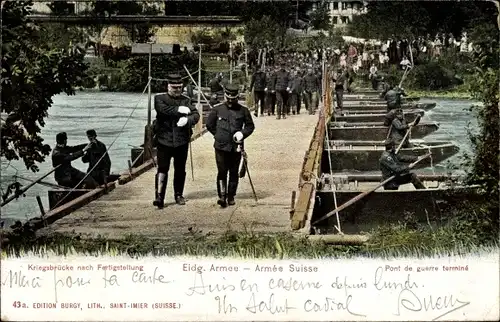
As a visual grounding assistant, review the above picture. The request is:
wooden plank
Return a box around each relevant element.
[29,183,117,231]
[291,67,334,230]
[291,183,314,230]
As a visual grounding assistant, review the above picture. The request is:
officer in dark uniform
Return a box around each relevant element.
[379,139,427,190]
[274,62,290,119]
[303,68,321,115]
[51,132,98,189]
[153,74,201,209]
[332,68,347,110]
[249,65,267,117]
[264,67,276,116]
[82,129,111,185]
[206,83,255,207]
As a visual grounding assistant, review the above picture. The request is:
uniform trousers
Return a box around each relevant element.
[265,92,276,115]
[384,172,425,190]
[335,87,344,109]
[157,144,189,197]
[215,149,242,198]
[253,91,266,115]
[303,91,318,114]
[276,90,288,116]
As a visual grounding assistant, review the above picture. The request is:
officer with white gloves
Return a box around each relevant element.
[152,74,200,209]
[206,83,255,207]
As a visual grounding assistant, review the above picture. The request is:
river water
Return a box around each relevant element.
[0,93,478,224]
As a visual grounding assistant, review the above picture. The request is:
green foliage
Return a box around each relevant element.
[82,1,160,43]
[348,1,497,39]
[244,16,285,48]
[190,28,236,53]
[410,62,458,90]
[462,2,499,237]
[1,0,87,172]
[121,54,199,92]
[4,222,498,259]
[309,1,331,30]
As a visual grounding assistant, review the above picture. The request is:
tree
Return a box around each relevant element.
[309,1,331,30]
[1,0,87,172]
[347,1,496,40]
[462,1,499,234]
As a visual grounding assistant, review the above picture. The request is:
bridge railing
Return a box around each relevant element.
[291,61,333,230]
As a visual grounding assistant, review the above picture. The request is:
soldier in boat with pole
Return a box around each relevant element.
[379,139,428,190]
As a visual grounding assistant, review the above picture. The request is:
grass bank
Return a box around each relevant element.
[406,87,472,100]
[3,216,497,259]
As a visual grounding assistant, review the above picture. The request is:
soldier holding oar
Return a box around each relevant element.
[312,135,431,226]
[388,110,421,148]
[379,138,428,190]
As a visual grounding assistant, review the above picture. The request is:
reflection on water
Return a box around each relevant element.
[0,92,478,223]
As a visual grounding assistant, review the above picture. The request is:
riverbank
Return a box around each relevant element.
[406,87,472,99]
[3,205,497,259]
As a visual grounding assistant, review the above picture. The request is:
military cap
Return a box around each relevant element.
[166,74,183,85]
[56,132,67,143]
[224,83,239,99]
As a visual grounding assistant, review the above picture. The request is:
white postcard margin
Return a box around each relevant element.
[1,251,499,321]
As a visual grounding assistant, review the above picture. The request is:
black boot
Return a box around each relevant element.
[174,171,186,205]
[153,173,158,204]
[217,179,227,208]
[227,181,238,206]
[153,173,167,209]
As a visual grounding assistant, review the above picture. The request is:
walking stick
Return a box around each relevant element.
[189,141,194,180]
[237,144,258,202]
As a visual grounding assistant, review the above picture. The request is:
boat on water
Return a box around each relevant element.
[339,108,428,115]
[341,102,436,111]
[328,121,439,140]
[321,140,460,172]
[343,96,420,103]
[311,174,483,233]
[332,109,424,123]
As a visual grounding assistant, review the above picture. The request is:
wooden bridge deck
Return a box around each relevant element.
[39,113,319,240]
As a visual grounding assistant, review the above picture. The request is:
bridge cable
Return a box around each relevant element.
[323,63,343,235]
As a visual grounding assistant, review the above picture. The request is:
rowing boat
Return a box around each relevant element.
[341,103,436,111]
[343,96,420,103]
[332,109,424,123]
[321,140,460,172]
[328,121,439,140]
[312,176,483,232]
[338,107,430,115]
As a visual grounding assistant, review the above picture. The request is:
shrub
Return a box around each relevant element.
[411,61,457,90]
